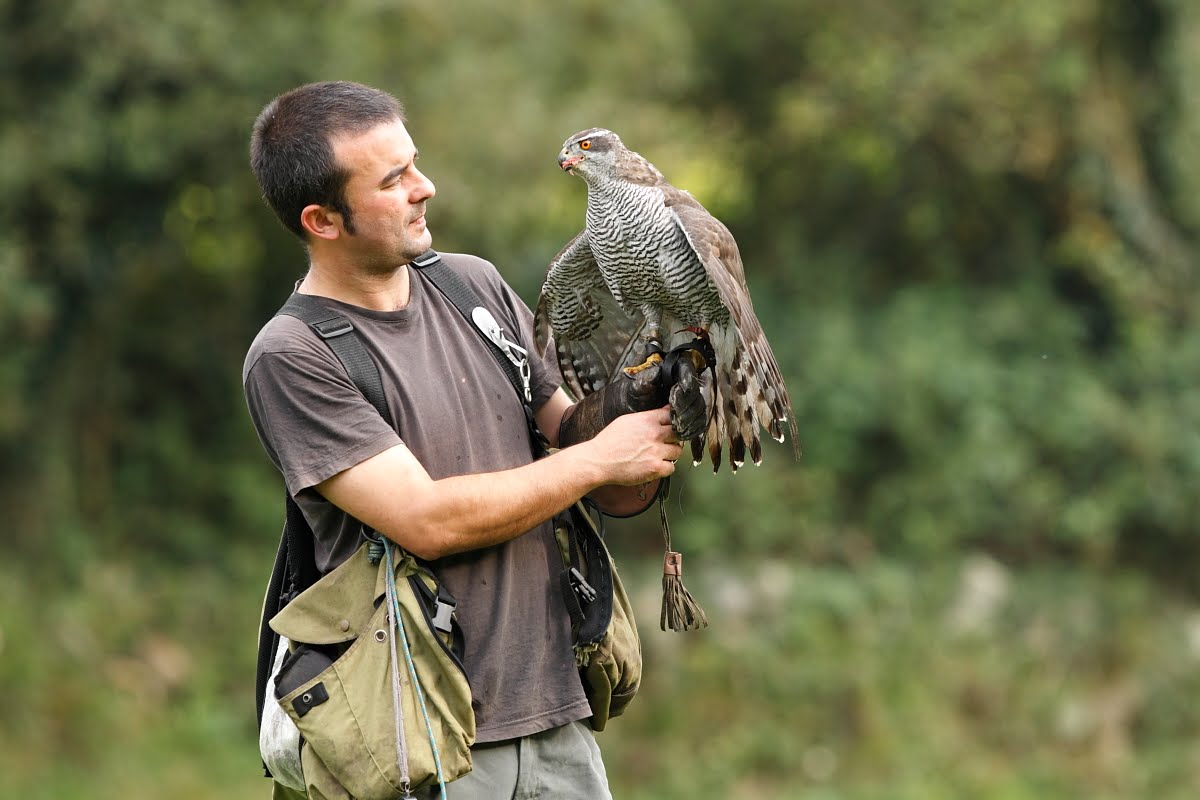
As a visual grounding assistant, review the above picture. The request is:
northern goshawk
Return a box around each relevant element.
[534,128,798,472]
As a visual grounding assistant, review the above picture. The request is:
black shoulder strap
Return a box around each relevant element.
[411,250,548,451]
[276,295,389,417]
[271,293,392,599]
[255,292,391,775]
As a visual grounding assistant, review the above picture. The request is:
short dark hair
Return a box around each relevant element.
[249,81,405,239]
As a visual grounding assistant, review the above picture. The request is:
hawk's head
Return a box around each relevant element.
[558,128,622,178]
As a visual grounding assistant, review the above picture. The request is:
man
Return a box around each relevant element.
[244,81,698,798]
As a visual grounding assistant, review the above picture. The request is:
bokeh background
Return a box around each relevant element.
[3,0,1199,797]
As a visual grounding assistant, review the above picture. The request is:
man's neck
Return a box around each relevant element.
[298,258,412,312]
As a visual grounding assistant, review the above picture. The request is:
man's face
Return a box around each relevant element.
[330,118,436,267]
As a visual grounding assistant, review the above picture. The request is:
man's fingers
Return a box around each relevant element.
[647,405,673,426]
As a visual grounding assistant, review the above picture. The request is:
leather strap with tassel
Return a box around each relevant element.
[658,477,707,632]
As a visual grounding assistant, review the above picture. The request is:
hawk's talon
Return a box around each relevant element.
[622,352,664,377]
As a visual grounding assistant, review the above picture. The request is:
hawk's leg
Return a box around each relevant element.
[622,311,666,377]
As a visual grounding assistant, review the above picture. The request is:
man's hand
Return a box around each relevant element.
[583,407,682,485]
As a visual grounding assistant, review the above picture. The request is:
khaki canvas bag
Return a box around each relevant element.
[269,540,475,798]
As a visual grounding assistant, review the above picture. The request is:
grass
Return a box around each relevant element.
[3,547,1198,799]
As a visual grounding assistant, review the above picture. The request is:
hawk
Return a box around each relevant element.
[534,128,798,472]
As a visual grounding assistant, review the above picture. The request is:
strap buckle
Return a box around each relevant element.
[431,598,456,634]
[410,250,441,268]
[312,318,354,339]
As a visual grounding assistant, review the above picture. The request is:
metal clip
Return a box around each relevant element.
[472,306,533,401]
[517,358,532,402]
[471,306,503,348]
[568,567,597,604]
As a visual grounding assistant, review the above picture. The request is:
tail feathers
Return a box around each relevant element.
[705,386,725,472]
[733,364,763,469]
[697,334,799,472]
[703,363,761,474]
[744,334,800,457]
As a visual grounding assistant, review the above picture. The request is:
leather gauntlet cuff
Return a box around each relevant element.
[559,371,664,448]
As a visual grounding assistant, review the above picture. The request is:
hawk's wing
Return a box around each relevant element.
[662,185,799,448]
[534,230,648,399]
[660,186,753,326]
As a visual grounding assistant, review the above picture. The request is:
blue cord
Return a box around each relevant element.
[384,539,448,800]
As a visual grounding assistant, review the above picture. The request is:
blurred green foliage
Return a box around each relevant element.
[1,0,1198,797]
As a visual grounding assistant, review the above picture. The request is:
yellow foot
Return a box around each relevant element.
[622,352,663,377]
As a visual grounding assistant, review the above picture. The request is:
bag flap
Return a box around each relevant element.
[270,542,385,644]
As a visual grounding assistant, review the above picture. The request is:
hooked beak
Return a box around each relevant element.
[559,153,584,172]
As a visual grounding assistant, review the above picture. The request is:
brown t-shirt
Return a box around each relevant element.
[242,252,591,742]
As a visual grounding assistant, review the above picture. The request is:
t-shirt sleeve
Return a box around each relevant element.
[243,333,402,497]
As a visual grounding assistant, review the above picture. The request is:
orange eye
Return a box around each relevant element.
[580,140,591,150]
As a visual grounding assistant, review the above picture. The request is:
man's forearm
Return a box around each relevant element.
[318,408,680,560]
[394,446,612,558]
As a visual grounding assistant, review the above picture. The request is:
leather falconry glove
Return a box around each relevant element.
[559,357,707,447]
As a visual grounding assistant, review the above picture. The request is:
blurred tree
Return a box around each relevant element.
[0,0,1196,571]
[665,0,1200,571]
[1,0,1199,797]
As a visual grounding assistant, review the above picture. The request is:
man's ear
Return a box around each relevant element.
[300,204,342,241]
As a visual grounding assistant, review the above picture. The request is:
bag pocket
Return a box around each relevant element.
[271,543,475,798]
[275,643,337,698]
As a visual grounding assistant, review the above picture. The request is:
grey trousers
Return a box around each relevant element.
[425,720,611,800]
[272,720,612,800]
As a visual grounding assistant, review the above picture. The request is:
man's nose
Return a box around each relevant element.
[411,167,436,201]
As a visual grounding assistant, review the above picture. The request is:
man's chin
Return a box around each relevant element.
[404,232,433,262]
[414,229,433,253]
